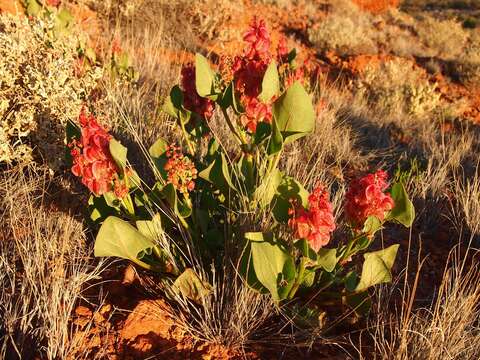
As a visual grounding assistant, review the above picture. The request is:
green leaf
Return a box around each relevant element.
[94,216,156,264]
[272,175,309,223]
[344,271,359,292]
[237,154,254,193]
[362,216,382,235]
[163,85,183,117]
[254,168,283,208]
[88,195,118,224]
[239,243,270,294]
[267,118,283,155]
[136,213,162,240]
[149,138,168,158]
[272,81,315,143]
[199,153,236,193]
[53,8,74,35]
[26,0,42,16]
[245,232,296,301]
[148,138,168,180]
[300,268,316,289]
[355,244,399,292]
[173,268,212,303]
[295,239,317,261]
[195,53,216,99]
[109,138,127,169]
[254,122,271,145]
[387,182,415,227]
[259,62,280,103]
[317,248,337,272]
[103,191,121,208]
[287,48,297,65]
[162,183,192,218]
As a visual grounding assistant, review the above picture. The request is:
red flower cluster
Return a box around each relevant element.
[69,110,127,197]
[164,145,198,195]
[344,170,395,227]
[232,18,273,133]
[181,64,215,120]
[288,185,336,252]
[46,0,61,7]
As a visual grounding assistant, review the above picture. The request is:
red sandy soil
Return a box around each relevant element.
[352,0,400,13]
[0,0,23,15]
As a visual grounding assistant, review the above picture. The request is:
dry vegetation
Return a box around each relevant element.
[1,0,480,359]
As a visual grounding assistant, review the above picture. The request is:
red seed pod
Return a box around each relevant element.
[288,185,336,252]
[344,170,395,227]
[69,109,125,197]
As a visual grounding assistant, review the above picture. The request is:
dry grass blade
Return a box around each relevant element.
[0,166,104,359]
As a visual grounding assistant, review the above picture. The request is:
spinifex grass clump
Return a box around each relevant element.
[69,18,414,324]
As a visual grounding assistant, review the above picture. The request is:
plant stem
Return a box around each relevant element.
[339,232,369,262]
[288,257,307,300]
[267,151,281,176]
[122,193,135,218]
[180,120,195,155]
[221,107,247,146]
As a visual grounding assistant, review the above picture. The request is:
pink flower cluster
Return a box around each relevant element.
[288,185,336,252]
[344,170,395,227]
[69,110,127,198]
[164,145,198,195]
[232,18,273,133]
[181,64,215,121]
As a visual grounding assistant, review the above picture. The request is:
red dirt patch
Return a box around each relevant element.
[0,0,24,15]
[352,0,399,13]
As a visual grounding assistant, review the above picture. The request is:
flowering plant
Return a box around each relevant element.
[69,19,414,317]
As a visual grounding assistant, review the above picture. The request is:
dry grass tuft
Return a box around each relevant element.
[0,166,103,359]
[360,245,480,359]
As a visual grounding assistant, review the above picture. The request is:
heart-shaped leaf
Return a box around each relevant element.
[109,138,127,170]
[259,61,280,103]
[355,244,399,292]
[254,168,283,208]
[94,216,156,265]
[362,216,383,235]
[387,182,415,227]
[162,183,192,218]
[195,53,216,99]
[272,175,309,223]
[199,153,236,193]
[245,232,296,301]
[173,268,212,303]
[136,213,163,240]
[272,81,314,144]
[317,248,337,272]
[149,138,168,158]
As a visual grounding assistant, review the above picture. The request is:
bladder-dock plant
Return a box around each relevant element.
[68,18,414,317]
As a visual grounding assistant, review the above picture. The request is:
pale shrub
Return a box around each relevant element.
[308,0,378,56]
[452,29,480,86]
[353,59,441,118]
[415,16,468,59]
[0,14,102,168]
